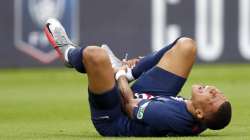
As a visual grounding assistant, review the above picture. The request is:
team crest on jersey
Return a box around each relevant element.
[14,0,79,63]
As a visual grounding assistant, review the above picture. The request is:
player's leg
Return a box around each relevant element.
[70,45,127,136]
[44,19,125,136]
[83,46,127,136]
[61,46,124,135]
[83,46,115,94]
[131,37,195,96]
[156,37,196,78]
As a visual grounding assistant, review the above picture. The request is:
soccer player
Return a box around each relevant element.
[44,18,232,136]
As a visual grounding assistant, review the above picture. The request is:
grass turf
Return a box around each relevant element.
[0,64,249,140]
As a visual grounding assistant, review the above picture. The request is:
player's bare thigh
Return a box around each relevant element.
[157,37,197,78]
[82,46,115,94]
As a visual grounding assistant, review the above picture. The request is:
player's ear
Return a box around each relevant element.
[195,108,204,120]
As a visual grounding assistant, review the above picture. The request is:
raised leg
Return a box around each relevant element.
[157,37,197,78]
[82,46,115,94]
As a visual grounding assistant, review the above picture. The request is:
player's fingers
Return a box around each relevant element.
[126,60,133,68]
[134,59,140,65]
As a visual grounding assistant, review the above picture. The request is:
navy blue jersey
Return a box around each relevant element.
[89,91,207,136]
[131,95,207,136]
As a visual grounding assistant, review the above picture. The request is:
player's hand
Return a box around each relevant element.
[113,64,127,74]
[118,65,128,72]
[123,58,141,68]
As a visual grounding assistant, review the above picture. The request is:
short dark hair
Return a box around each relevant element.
[205,101,232,130]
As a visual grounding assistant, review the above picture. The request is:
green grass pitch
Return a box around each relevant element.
[0,64,250,140]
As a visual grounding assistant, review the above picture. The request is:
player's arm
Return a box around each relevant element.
[116,69,141,118]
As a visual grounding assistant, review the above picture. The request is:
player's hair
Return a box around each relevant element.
[205,101,232,130]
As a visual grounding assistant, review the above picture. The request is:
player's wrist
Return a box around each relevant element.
[115,69,127,80]
[125,67,135,81]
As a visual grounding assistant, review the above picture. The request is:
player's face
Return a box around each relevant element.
[191,84,227,119]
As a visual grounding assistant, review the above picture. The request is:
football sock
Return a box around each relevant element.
[67,47,86,73]
[132,38,180,79]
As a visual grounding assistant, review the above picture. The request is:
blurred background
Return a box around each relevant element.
[0,0,250,139]
[0,0,249,68]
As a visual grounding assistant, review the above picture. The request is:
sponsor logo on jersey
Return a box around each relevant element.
[137,101,150,120]
[14,0,79,63]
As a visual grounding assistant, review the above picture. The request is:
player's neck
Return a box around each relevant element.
[185,100,197,118]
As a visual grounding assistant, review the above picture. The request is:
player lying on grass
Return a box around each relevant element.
[44,18,232,136]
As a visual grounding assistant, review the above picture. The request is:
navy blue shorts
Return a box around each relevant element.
[88,87,132,136]
[131,66,186,97]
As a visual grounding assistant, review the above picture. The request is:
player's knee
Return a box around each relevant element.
[83,46,109,66]
[176,37,197,57]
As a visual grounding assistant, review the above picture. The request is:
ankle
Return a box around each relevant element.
[64,46,76,63]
